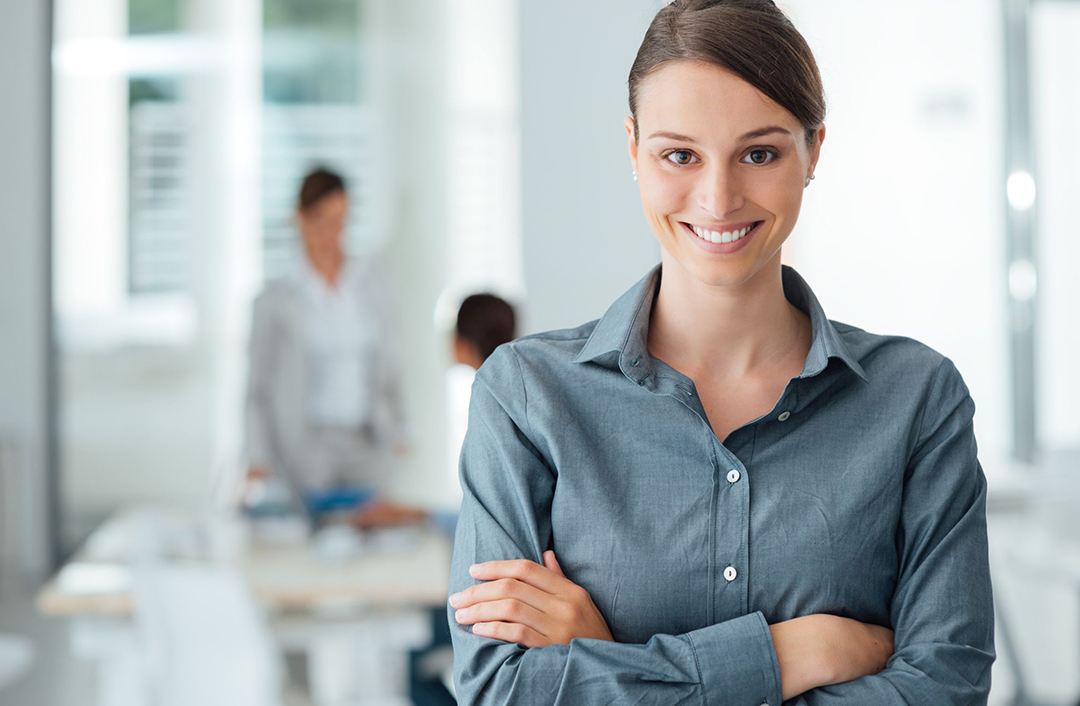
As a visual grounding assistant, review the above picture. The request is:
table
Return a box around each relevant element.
[37,507,454,706]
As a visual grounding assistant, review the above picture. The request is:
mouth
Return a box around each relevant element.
[681,220,763,246]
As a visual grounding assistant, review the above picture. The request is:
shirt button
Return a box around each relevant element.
[726,469,741,483]
[777,411,791,421]
[723,566,738,582]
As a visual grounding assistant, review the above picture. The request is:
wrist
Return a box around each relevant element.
[770,616,836,700]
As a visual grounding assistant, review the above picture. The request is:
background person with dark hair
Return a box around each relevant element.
[453,293,517,371]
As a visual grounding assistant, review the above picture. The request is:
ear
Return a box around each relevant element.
[809,124,826,173]
[624,116,638,172]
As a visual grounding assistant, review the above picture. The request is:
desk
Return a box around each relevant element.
[37,507,453,706]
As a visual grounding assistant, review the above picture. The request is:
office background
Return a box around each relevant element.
[1,0,1079,704]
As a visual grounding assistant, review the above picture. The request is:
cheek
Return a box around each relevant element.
[640,172,690,218]
[751,169,804,220]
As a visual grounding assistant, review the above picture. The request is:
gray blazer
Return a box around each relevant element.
[244,258,406,492]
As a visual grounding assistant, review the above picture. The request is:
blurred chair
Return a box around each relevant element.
[0,634,34,691]
[132,559,287,706]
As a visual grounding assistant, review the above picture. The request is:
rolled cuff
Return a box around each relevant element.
[686,611,783,706]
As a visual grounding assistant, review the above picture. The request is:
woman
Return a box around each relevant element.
[447,1,994,704]
[453,294,517,371]
[245,168,408,509]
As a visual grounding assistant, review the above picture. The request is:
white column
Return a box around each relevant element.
[0,0,55,581]
[185,0,264,502]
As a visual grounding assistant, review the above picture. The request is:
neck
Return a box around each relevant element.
[307,249,344,287]
[647,251,810,380]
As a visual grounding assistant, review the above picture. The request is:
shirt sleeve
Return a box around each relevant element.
[785,357,995,705]
[245,291,276,471]
[450,344,784,706]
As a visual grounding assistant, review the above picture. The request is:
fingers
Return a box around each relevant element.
[471,621,549,648]
[455,598,549,637]
[543,550,565,577]
[468,558,565,593]
[450,577,552,614]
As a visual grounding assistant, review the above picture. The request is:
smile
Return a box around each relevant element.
[684,221,762,245]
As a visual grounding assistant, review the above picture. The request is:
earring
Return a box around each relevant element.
[804,173,815,187]
[633,170,638,182]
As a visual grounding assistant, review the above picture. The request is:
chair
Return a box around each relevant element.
[131,560,286,706]
[0,634,34,691]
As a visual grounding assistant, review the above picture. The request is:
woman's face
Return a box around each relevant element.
[298,190,349,262]
[627,60,824,287]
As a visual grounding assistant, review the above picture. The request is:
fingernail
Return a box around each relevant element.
[469,564,480,575]
[455,610,465,622]
[449,592,461,607]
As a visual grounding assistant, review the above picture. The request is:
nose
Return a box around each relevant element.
[696,163,745,219]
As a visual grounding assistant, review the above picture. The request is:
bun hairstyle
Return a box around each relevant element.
[628,0,825,145]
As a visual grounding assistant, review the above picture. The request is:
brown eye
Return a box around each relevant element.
[665,150,697,166]
[743,148,777,165]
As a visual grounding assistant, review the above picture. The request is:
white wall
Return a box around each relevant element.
[518,0,664,335]
[0,0,53,581]
[782,0,1009,466]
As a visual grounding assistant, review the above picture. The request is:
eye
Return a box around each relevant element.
[742,148,779,165]
[663,149,699,166]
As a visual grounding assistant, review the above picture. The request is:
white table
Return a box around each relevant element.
[37,507,453,706]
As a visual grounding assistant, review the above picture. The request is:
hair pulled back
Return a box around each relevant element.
[456,294,517,364]
[298,167,347,213]
[628,0,825,145]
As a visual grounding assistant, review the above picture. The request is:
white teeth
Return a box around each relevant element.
[690,223,755,245]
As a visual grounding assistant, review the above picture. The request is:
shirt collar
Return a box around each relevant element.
[572,264,868,384]
[297,256,352,300]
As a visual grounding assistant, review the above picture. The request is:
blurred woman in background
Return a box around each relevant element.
[245,168,409,514]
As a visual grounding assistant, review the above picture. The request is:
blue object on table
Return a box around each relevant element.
[303,486,377,518]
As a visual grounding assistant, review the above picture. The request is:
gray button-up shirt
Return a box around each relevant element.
[449,264,995,705]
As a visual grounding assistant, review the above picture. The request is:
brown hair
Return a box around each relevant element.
[628,0,825,145]
[456,294,517,364]
[298,167,347,213]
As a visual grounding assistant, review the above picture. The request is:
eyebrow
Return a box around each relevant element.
[646,126,794,143]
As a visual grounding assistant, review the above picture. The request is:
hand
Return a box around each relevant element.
[770,614,894,700]
[350,500,427,529]
[450,551,614,648]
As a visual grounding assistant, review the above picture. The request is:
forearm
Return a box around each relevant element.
[452,610,781,706]
[784,645,995,706]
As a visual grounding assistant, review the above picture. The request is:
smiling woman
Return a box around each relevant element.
[448,1,995,705]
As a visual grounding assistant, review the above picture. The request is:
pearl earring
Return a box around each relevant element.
[804,173,815,187]
[633,170,638,182]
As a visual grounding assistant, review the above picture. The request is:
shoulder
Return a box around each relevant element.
[472,320,600,410]
[255,277,299,304]
[252,278,303,323]
[477,320,599,383]
[832,319,971,405]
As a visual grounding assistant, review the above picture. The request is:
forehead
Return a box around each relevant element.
[310,190,348,214]
[635,60,799,141]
